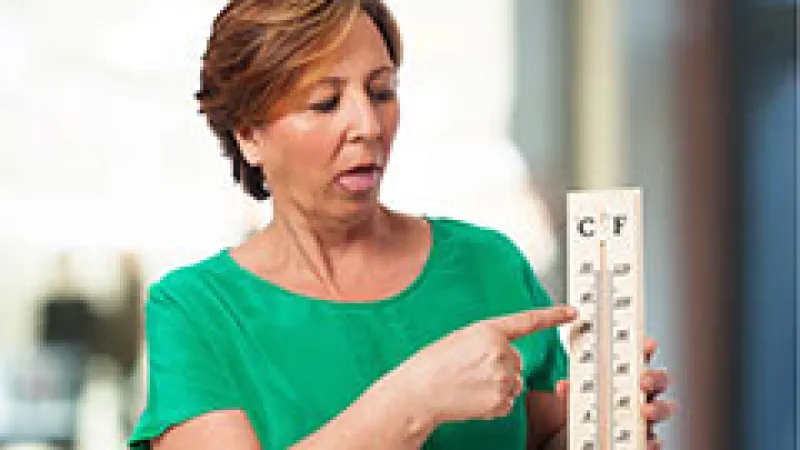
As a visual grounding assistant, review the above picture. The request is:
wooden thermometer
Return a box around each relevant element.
[567,189,645,450]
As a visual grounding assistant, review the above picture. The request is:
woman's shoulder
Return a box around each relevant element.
[429,216,522,257]
[145,249,233,309]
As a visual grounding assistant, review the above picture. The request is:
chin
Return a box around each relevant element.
[331,191,382,221]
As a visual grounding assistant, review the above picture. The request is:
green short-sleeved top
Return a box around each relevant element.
[129,217,567,449]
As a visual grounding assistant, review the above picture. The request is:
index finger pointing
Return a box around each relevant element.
[486,306,577,340]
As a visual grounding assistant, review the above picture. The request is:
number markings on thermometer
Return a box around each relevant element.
[567,189,645,450]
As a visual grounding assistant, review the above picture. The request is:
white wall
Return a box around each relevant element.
[0,0,557,347]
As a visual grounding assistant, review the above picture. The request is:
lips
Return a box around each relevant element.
[335,163,383,194]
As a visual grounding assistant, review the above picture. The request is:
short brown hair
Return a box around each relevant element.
[196,0,403,200]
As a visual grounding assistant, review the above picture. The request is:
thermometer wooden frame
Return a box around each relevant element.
[567,189,646,450]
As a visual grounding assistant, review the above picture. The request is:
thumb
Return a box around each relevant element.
[555,379,570,401]
[485,306,577,340]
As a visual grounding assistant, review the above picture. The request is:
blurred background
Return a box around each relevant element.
[0,0,796,449]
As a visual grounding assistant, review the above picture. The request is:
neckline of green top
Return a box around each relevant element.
[215,216,439,309]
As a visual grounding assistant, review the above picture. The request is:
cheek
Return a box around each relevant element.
[292,127,342,166]
[268,117,343,173]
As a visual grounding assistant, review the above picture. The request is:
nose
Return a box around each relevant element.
[344,90,382,143]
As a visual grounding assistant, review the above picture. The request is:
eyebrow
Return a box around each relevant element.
[314,66,397,87]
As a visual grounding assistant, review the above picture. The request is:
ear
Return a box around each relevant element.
[234,126,264,167]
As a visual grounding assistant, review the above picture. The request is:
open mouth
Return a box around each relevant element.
[344,163,380,174]
[336,163,382,194]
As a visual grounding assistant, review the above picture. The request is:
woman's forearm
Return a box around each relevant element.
[538,427,567,450]
[289,373,435,450]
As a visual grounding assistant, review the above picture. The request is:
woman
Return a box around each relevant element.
[129,1,674,449]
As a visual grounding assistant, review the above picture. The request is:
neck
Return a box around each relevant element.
[264,199,392,299]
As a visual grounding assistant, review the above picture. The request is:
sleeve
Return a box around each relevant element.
[128,284,243,449]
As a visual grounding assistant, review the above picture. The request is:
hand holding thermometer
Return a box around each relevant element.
[567,189,645,450]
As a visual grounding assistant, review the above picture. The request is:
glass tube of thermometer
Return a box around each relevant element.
[567,189,645,450]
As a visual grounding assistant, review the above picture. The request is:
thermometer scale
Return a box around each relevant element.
[567,189,645,450]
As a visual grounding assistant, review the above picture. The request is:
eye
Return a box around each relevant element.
[369,74,398,103]
[370,88,397,103]
[309,95,340,113]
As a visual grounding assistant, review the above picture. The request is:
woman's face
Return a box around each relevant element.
[238,12,399,221]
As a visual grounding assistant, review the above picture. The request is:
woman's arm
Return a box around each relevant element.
[291,371,434,449]
[153,410,261,449]
[525,389,567,450]
[155,306,575,450]
[154,372,434,450]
